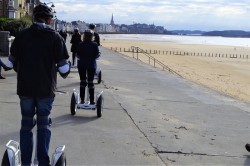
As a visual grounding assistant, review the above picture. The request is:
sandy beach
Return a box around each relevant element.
[100,37,250,104]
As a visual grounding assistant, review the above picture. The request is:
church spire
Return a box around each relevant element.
[110,13,114,25]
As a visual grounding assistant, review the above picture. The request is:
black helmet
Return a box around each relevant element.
[89,24,96,30]
[84,29,94,36]
[74,28,79,33]
[83,29,94,40]
[33,3,53,18]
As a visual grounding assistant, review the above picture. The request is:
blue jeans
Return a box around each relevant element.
[0,58,3,74]
[19,96,54,166]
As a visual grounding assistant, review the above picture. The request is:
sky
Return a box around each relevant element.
[42,0,250,31]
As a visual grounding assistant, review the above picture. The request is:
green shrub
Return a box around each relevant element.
[0,16,32,36]
[0,18,14,31]
[20,15,32,27]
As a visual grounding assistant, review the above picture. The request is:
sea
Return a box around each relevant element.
[100,34,250,47]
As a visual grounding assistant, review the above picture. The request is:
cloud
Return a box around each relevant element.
[215,6,246,17]
[49,0,250,31]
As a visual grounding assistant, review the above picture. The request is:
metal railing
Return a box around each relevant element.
[130,46,182,77]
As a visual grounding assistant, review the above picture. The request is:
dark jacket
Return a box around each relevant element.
[70,33,82,52]
[93,32,100,46]
[10,22,69,97]
[59,30,67,41]
[77,41,99,69]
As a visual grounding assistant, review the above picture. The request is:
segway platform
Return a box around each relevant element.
[1,140,66,166]
[70,88,104,117]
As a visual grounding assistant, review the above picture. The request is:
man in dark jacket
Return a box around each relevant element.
[70,28,82,67]
[89,23,100,46]
[5,3,70,165]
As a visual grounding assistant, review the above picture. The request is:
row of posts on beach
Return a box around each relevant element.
[109,47,249,59]
[109,46,249,77]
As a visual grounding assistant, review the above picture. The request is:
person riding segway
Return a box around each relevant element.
[88,24,100,46]
[70,29,104,117]
[2,3,69,165]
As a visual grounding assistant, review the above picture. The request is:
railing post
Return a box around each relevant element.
[136,47,139,60]
[132,46,134,58]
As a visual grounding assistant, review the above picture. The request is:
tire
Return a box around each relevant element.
[1,150,10,166]
[55,152,66,166]
[246,144,250,152]
[97,95,103,117]
[70,93,77,115]
[97,70,102,84]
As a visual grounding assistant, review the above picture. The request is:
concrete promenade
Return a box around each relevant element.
[0,38,250,165]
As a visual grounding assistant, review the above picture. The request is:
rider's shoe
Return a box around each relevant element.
[0,75,5,79]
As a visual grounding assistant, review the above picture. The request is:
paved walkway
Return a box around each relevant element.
[0,38,250,165]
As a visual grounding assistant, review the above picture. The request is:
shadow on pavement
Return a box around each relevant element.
[244,155,250,166]
[51,114,99,128]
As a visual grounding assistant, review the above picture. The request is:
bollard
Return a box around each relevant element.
[0,31,10,56]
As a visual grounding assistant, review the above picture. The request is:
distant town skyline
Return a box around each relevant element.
[44,0,250,31]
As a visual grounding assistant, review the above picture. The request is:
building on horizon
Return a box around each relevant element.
[110,13,114,26]
[71,20,87,33]
[109,13,116,32]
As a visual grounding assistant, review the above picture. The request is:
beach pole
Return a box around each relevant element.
[132,46,134,58]
[136,47,139,60]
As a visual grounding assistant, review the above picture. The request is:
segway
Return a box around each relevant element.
[246,143,250,152]
[70,87,104,117]
[94,67,102,84]
[1,141,66,166]
[1,120,66,166]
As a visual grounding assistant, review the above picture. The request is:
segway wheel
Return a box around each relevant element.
[97,70,102,84]
[97,95,104,117]
[70,93,77,115]
[246,144,250,152]
[55,152,66,166]
[1,150,10,166]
